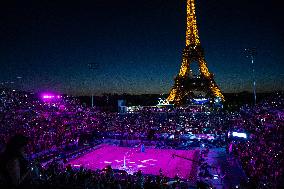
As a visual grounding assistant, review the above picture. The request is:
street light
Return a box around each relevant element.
[245,48,257,105]
[88,63,99,107]
[16,76,23,90]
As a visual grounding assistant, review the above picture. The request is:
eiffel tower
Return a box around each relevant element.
[167,0,224,106]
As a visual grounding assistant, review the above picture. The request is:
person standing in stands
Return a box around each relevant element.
[141,143,145,153]
[0,134,31,188]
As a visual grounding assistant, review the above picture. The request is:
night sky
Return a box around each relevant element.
[0,0,283,95]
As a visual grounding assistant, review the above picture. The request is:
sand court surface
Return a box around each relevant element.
[68,144,199,179]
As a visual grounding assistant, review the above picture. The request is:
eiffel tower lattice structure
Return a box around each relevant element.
[167,0,224,106]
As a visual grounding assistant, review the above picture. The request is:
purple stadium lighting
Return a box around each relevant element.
[42,95,55,99]
[41,93,62,101]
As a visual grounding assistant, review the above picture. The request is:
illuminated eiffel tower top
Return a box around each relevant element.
[185,0,200,47]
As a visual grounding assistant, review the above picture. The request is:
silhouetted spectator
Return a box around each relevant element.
[0,134,31,188]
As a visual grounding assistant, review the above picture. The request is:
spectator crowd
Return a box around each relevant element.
[0,88,283,188]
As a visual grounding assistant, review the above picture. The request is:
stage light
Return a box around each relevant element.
[232,132,247,139]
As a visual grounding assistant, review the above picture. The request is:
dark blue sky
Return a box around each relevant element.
[0,0,283,95]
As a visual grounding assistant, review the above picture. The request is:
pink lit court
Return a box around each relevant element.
[68,144,199,179]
